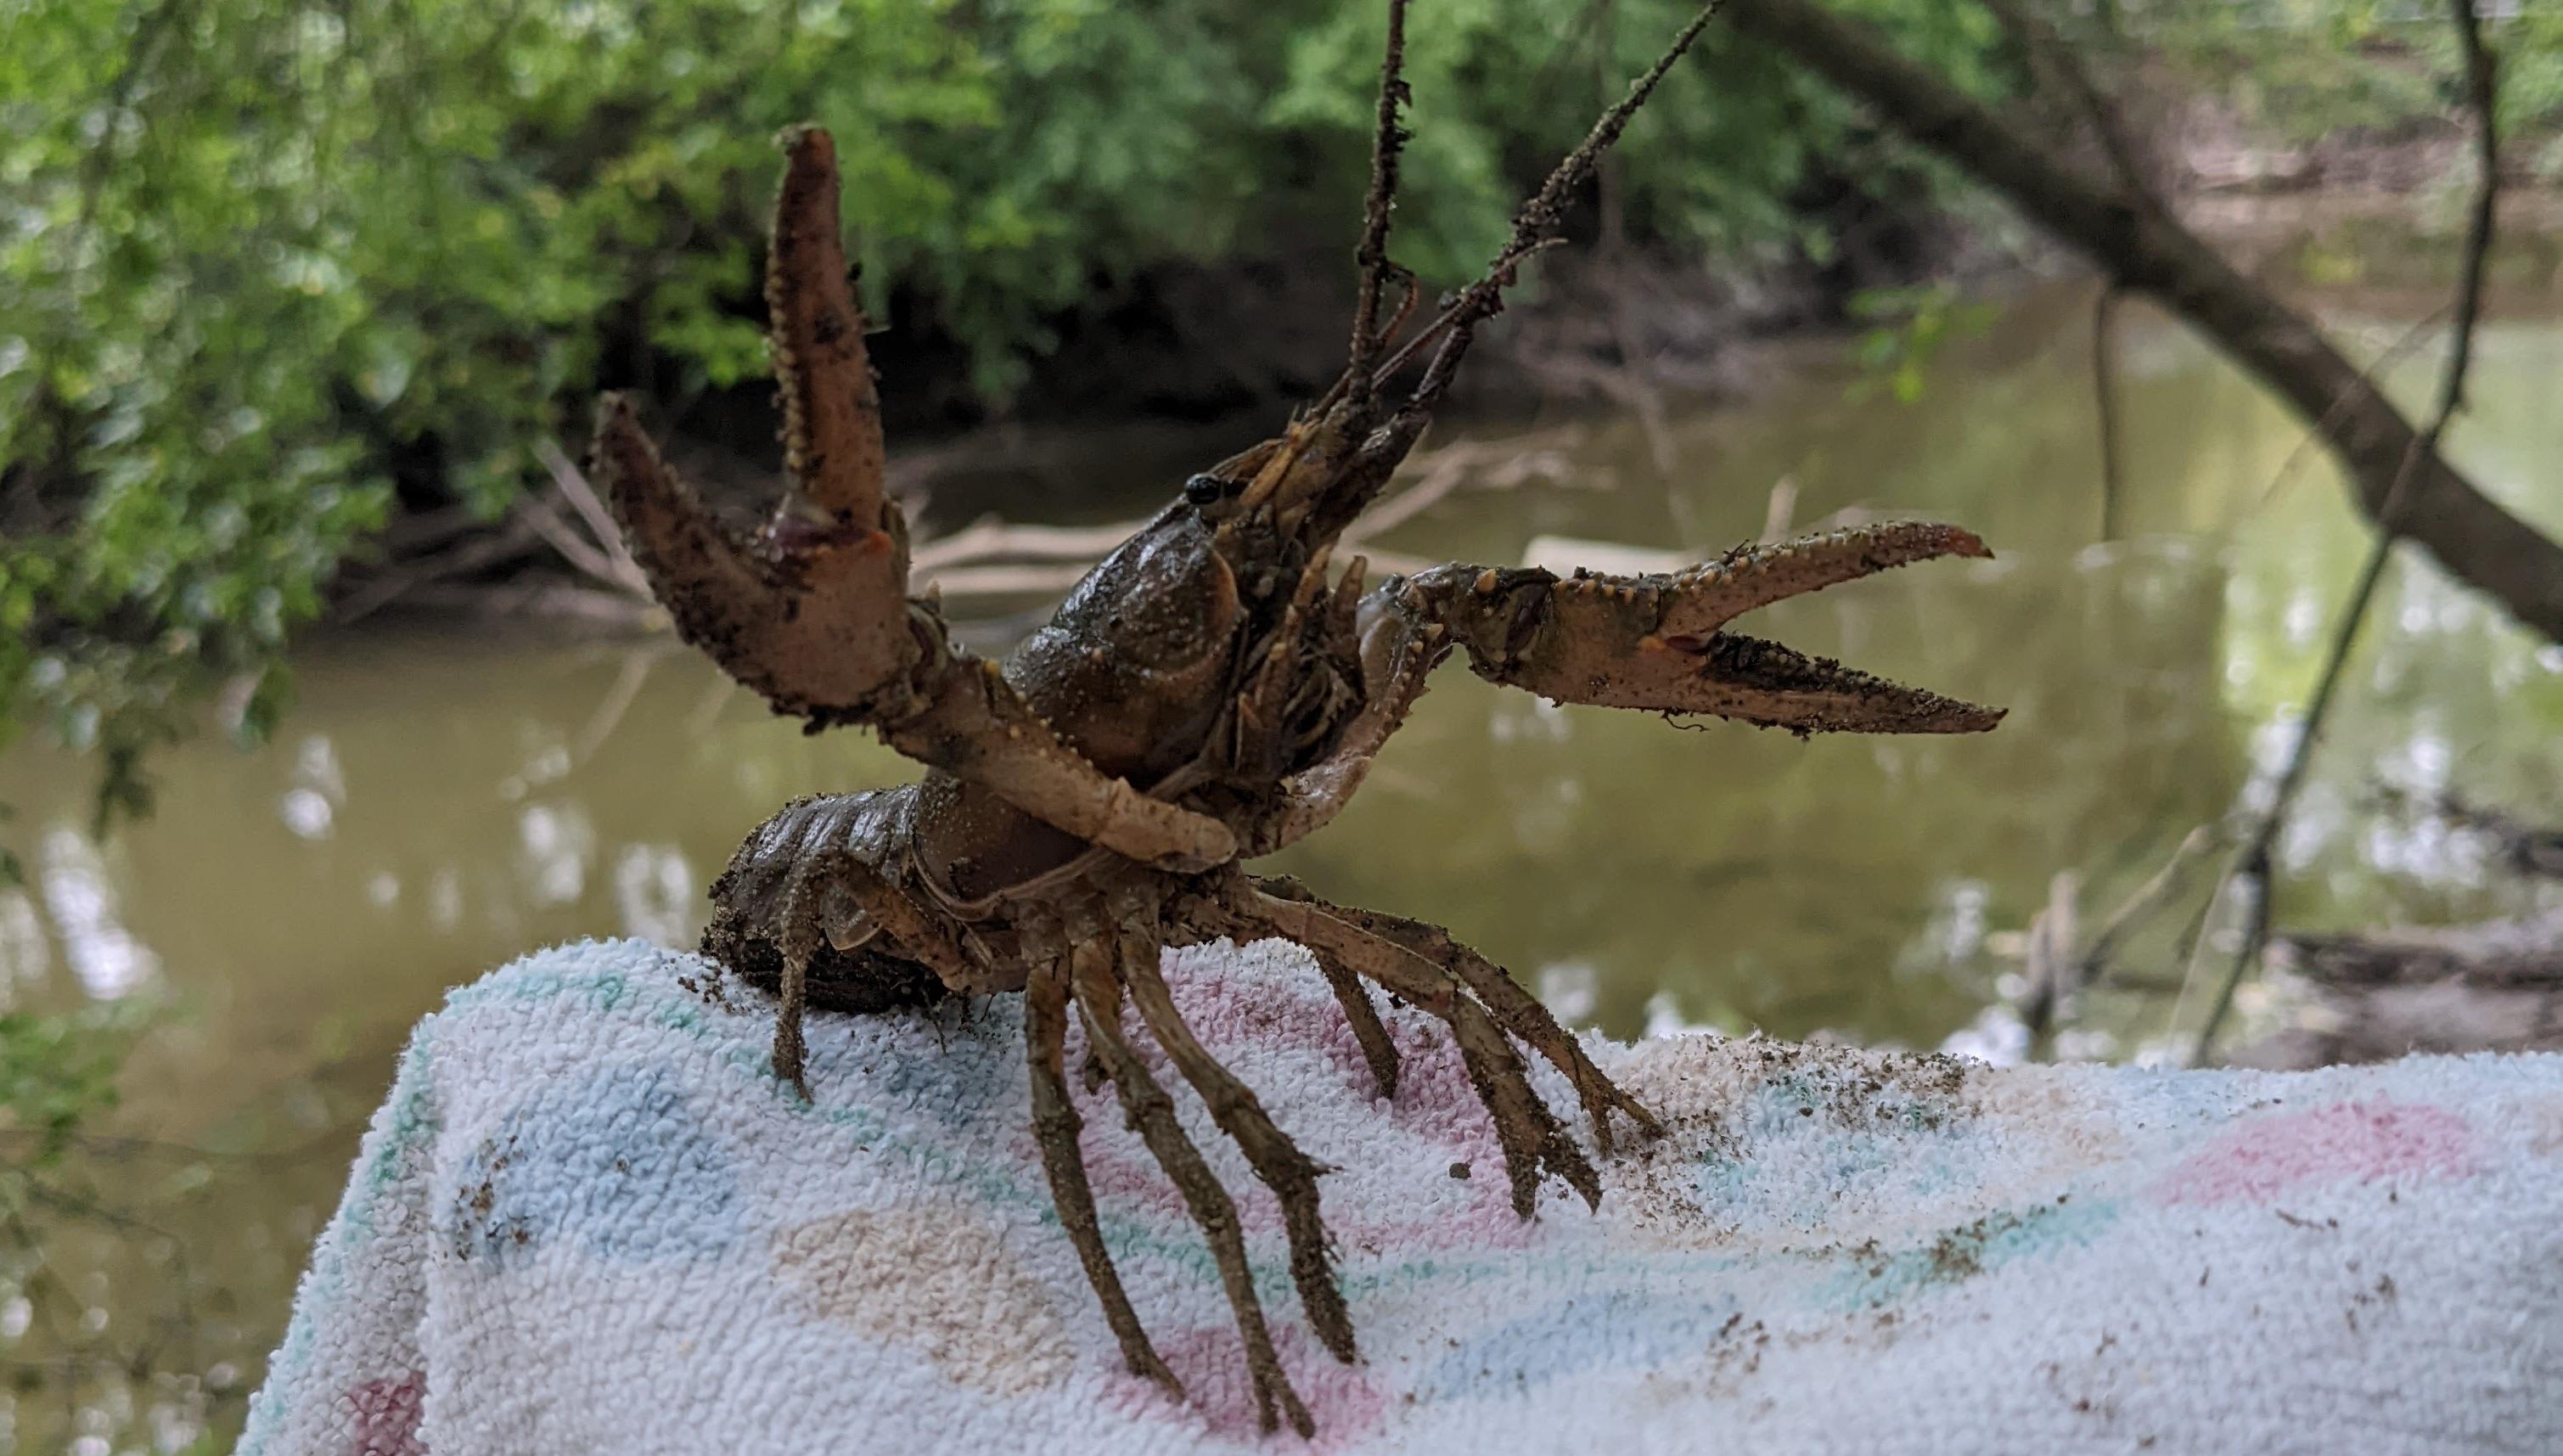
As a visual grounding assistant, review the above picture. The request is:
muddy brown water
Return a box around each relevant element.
[6,278,2563,1448]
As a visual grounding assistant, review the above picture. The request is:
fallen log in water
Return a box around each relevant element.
[2233,909,2563,1069]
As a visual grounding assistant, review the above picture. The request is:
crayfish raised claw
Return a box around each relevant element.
[588,0,2002,1435]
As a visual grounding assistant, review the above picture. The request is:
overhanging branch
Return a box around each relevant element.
[1723,0,2563,644]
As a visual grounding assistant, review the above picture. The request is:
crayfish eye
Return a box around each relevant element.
[1183,473,1224,506]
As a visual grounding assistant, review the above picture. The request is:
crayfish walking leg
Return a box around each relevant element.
[1023,950,1180,1397]
[1034,899,1326,1436]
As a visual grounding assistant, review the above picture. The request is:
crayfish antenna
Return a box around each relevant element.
[1401,0,1725,413]
[1311,1,1726,548]
[1344,0,1414,396]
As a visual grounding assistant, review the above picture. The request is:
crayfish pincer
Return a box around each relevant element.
[587,0,2002,1436]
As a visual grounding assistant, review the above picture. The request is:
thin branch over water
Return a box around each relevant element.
[2190,0,2502,1063]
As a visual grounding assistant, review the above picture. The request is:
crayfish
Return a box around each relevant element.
[588,0,2001,1434]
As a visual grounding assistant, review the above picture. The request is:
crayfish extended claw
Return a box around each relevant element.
[1408,520,2004,736]
[1637,521,2001,734]
[589,130,923,721]
[1648,522,1993,644]
[1670,632,2004,735]
[589,395,921,718]
[767,125,894,534]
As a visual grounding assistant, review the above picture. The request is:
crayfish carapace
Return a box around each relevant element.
[588,0,2001,1433]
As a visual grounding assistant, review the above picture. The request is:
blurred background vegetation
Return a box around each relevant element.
[6,0,2563,1449]
[0,0,2006,829]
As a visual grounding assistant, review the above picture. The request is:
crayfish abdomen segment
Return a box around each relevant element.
[708,925,949,1017]
[701,790,953,1015]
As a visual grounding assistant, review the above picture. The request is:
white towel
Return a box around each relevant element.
[241,936,2563,1454]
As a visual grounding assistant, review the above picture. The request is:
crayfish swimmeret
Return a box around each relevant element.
[589,0,2001,1433]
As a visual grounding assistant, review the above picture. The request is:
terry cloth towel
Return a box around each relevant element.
[242,937,2563,1455]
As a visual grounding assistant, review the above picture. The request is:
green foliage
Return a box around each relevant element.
[0,1004,138,1172]
[2491,7,2563,171]
[0,999,189,1448]
[0,0,2023,829]
[1845,283,1999,405]
[2144,1,2440,143]
[4,0,2557,835]
[2113,1,2563,147]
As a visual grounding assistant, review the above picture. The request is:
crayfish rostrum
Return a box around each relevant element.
[588,0,2001,1434]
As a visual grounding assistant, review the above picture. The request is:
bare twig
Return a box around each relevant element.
[1342,455,1470,542]
[330,516,545,623]
[1972,1,2172,540]
[2190,0,2499,1063]
[1759,476,1799,543]
[341,466,1487,628]
[2018,870,2079,1056]
[375,503,489,557]
[909,518,1146,574]
[567,644,671,765]
[391,581,660,625]
[2025,831,2223,1055]
[1346,433,1576,541]
[2439,0,2501,419]
[338,441,656,621]
[2092,286,2123,539]
[2079,825,2217,992]
[516,490,631,590]
[2246,306,2451,520]
[535,437,645,585]
[908,435,1548,595]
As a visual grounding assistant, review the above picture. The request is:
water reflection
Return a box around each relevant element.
[278,735,344,840]
[614,842,698,947]
[1,280,2560,1448]
[516,802,595,907]
[37,828,160,1001]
